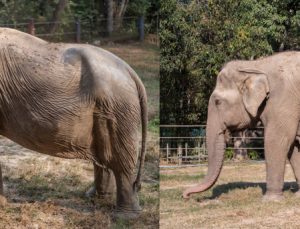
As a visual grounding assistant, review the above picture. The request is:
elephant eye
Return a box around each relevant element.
[215,98,221,106]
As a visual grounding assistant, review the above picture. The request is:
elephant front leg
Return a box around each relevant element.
[113,171,141,219]
[85,164,115,198]
[263,122,297,201]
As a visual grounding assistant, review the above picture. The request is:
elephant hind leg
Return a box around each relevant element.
[288,143,300,194]
[85,163,115,198]
[105,119,141,219]
[112,170,141,219]
[0,163,3,195]
[0,163,7,206]
[89,117,116,198]
[93,102,141,219]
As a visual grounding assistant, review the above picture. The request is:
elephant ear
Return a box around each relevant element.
[238,69,269,117]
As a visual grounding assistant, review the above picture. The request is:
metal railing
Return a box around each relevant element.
[160,125,264,166]
[0,16,157,44]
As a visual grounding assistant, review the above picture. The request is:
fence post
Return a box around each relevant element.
[75,18,81,43]
[166,143,169,164]
[178,143,182,166]
[198,141,201,163]
[138,16,145,41]
[28,18,35,35]
[185,142,188,163]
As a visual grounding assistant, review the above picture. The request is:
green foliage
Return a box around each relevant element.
[69,0,100,20]
[160,0,299,124]
[248,150,260,160]
[0,0,56,23]
[0,0,159,39]
[127,0,151,16]
[148,116,159,134]
[225,148,234,160]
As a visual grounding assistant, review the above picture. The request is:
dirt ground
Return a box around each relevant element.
[160,162,300,229]
[0,42,159,228]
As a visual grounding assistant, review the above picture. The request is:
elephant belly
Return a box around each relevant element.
[1,105,95,160]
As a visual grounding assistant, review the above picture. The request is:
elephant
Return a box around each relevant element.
[0,28,147,219]
[183,51,300,201]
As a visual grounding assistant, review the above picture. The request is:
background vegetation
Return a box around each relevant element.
[160,0,300,125]
[0,0,159,41]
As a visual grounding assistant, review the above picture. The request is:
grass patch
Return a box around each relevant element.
[160,173,205,182]
[160,162,300,228]
[7,173,86,201]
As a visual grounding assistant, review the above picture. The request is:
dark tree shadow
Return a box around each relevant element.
[198,181,299,201]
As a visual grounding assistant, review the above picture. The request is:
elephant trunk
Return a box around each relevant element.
[183,99,225,198]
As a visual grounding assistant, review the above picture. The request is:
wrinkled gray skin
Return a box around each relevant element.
[183,51,300,201]
[0,28,147,219]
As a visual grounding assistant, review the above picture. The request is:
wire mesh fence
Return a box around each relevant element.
[160,125,265,167]
[0,16,159,44]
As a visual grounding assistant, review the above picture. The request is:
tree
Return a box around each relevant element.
[107,0,114,36]
[114,0,129,30]
[160,0,289,125]
[267,0,300,50]
[49,0,68,34]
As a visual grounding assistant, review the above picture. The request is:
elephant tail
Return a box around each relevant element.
[128,67,148,193]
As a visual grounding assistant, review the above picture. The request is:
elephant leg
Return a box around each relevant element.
[112,170,141,219]
[87,117,117,198]
[85,164,115,198]
[0,163,3,195]
[263,121,297,201]
[0,163,6,206]
[288,143,300,195]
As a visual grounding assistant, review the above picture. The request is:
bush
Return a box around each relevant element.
[225,148,234,160]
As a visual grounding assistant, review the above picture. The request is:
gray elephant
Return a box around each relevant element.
[183,51,300,201]
[0,28,147,219]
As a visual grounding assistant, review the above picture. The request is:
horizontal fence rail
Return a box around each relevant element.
[160,125,265,167]
[0,16,156,44]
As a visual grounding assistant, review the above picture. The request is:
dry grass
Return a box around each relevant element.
[0,42,159,228]
[160,162,300,229]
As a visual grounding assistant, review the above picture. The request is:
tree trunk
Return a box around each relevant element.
[49,0,68,34]
[106,0,114,36]
[114,0,129,31]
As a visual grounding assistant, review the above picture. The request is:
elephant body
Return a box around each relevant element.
[0,28,147,219]
[183,51,300,201]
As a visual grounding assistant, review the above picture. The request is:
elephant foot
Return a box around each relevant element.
[262,192,284,202]
[0,195,7,207]
[113,207,142,220]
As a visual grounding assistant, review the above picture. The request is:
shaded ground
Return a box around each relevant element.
[160,162,300,229]
[0,42,159,229]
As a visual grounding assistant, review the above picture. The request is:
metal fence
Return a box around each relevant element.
[160,125,264,166]
[0,16,158,44]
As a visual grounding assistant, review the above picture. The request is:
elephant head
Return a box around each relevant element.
[183,62,270,198]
